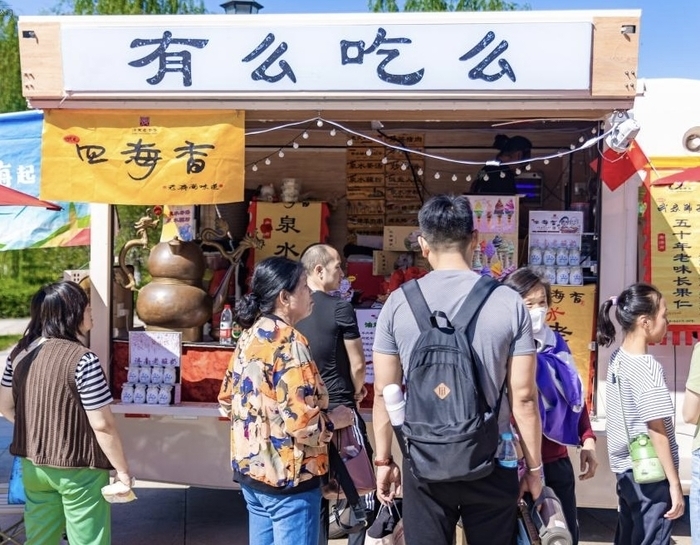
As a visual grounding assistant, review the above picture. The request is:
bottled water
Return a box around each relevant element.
[219,304,234,345]
[496,431,519,468]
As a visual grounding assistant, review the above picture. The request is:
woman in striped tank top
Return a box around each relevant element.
[598,283,684,545]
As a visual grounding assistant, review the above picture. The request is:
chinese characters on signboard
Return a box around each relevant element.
[649,184,700,326]
[546,284,597,405]
[40,110,245,205]
[60,21,593,93]
[246,201,330,264]
[356,308,379,384]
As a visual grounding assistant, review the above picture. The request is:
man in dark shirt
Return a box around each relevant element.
[297,244,373,545]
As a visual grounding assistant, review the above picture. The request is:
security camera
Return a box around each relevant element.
[606,113,640,153]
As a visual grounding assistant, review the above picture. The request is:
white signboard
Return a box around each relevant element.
[356,308,380,384]
[61,21,592,93]
[129,331,182,366]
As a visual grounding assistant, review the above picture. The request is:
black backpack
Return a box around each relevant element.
[400,275,506,483]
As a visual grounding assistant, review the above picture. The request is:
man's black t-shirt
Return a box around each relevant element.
[296,291,360,409]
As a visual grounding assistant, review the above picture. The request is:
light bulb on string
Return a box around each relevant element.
[525,164,532,171]
[265,158,271,166]
[252,164,258,172]
[579,136,586,143]
[330,128,337,136]
[515,168,522,175]
[591,127,598,134]
[434,172,441,180]
[292,141,299,149]
[400,163,408,171]
[417,168,423,176]
[366,149,372,156]
[543,159,550,165]
[347,139,354,146]
[381,156,388,165]
[483,174,489,181]
[570,144,576,150]
[452,174,458,182]
[466,175,472,182]
[302,131,309,139]
[316,119,323,127]
[278,150,285,158]
[500,171,506,178]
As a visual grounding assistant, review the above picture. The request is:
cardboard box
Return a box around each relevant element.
[383,226,421,251]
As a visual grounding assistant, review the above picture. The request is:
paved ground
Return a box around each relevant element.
[0,319,693,543]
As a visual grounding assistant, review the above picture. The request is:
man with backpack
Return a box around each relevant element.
[371,194,543,545]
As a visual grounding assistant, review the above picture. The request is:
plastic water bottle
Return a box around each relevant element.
[496,431,519,468]
[219,304,233,346]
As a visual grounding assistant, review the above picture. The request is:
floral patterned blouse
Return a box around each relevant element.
[218,315,331,490]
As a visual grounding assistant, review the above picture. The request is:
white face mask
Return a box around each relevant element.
[529,307,547,334]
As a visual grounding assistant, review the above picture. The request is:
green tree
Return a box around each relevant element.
[54,0,206,15]
[369,0,525,11]
[0,3,25,114]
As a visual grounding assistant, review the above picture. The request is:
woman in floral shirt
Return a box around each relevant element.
[219,257,354,545]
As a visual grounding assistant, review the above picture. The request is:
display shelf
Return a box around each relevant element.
[111,401,221,418]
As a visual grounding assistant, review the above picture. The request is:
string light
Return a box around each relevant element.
[483,174,489,181]
[452,174,458,181]
[466,175,472,182]
[515,168,522,175]
[243,115,613,173]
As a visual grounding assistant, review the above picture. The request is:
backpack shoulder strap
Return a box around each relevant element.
[401,279,432,333]
[452,275,500,330]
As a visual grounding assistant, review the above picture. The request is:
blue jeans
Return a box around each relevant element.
[242,484,322,545]
[691,449,700,545]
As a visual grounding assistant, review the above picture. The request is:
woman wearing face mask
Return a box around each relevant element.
[503,268,597,544]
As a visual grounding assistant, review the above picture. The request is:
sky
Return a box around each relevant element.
[10,0,700,81]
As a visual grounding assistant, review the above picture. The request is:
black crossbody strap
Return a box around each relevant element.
[401,280,432,333]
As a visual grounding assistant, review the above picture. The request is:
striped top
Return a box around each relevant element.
[605,347,678,473]
[3,342,112,411]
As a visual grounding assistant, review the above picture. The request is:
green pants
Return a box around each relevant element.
[21,458,111,545]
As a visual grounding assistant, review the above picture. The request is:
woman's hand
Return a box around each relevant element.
[665,483,685,520]
[115,470,133,488]
[328,405,355,429]
[578,438,598,480]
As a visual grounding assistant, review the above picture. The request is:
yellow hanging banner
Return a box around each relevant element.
[545,284,597,402]
[41,110,245,205]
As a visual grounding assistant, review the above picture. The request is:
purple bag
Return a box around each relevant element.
[536,332,583,446]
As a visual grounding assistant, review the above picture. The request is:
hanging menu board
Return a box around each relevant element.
[465,195,519,280]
